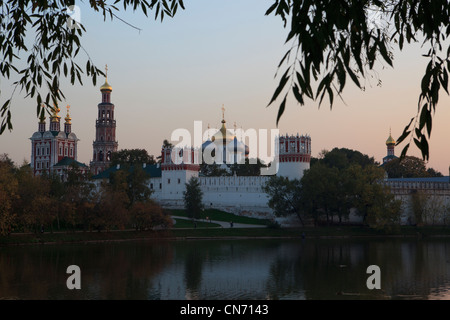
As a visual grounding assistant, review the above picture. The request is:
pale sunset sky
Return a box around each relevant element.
[1,0,449,173]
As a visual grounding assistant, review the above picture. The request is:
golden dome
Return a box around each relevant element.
[386,132,395,145]
[100,64,112,91]
[211,120,235,144]
[211,105,236,143]
[50,105,61,122]
[100,79,112,91]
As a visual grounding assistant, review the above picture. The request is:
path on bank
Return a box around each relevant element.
[170,216,266,229]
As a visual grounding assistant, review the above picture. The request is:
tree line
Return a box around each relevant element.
[264,148,444,231]
[0,153,172,236]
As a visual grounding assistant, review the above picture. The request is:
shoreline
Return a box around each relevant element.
[3,225,450,246]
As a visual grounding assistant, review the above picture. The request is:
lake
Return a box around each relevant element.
[1,237,450,300]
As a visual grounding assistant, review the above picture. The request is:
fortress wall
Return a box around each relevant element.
[383,181,450,225]
[150,175,274,217]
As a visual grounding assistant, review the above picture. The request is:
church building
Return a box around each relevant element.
[382,129,398,164]
[29,105,88,179]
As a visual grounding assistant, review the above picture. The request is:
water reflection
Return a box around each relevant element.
[1,238,450,299]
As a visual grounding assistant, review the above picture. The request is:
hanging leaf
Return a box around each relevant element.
[268,67,290,106]
[276,96,287,126]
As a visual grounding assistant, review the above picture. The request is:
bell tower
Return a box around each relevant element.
[90,65,118,175]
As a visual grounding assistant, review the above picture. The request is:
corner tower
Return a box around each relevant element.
[276,133,311,180]
[90,65,118,175]
[160,145,200,202]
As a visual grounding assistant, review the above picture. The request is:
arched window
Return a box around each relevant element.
[106,151,111,161]
[99,151,104,161]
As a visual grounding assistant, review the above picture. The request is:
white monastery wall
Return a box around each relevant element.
[151,175,273,217]
[383,180,450,226]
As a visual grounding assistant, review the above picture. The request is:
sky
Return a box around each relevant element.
[1,0,450,174]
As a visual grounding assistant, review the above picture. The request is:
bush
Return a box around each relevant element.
[266,219,281,229]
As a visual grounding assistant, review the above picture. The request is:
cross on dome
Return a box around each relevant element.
[221,105,225,123]
[65,105,72,124]
[100,64,112,91]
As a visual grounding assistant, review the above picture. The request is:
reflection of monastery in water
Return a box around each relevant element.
[30,73,450,225]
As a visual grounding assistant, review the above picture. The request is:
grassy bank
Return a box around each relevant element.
[168,208,270,225]
[3,225,450,246]
[172,218,222,229]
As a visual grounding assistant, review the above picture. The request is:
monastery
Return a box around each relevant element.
[30,73,450,225]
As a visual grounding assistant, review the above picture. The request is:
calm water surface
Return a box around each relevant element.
[2,238,450,300]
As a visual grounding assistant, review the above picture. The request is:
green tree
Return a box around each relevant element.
[130,201,173,231]
[0,155,18,235]
[263,176,305,226]
[228,158,267,176]
[426,167,443,178]
[299,163,342,225]
[14,164,56,233]
[199,163,229,177]
[411,190,426,226]
[94,181,130,231]
[301,153,380,225]
[265,159,402,230]
[110,149,155,167]
[60,166,96,231]
[350,165,402,229]
[383,156,431,178]
[320,148,379,169]
[183,177,204,220]
[109,165,153,207]
[364,185,402,232]
[422,195,446,226]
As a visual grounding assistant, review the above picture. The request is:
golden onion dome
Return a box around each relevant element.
[50,105,61,121]
[100,79,112,91]
[100,64,112,91]
[211,120,235,144]
[386,133,395,145]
